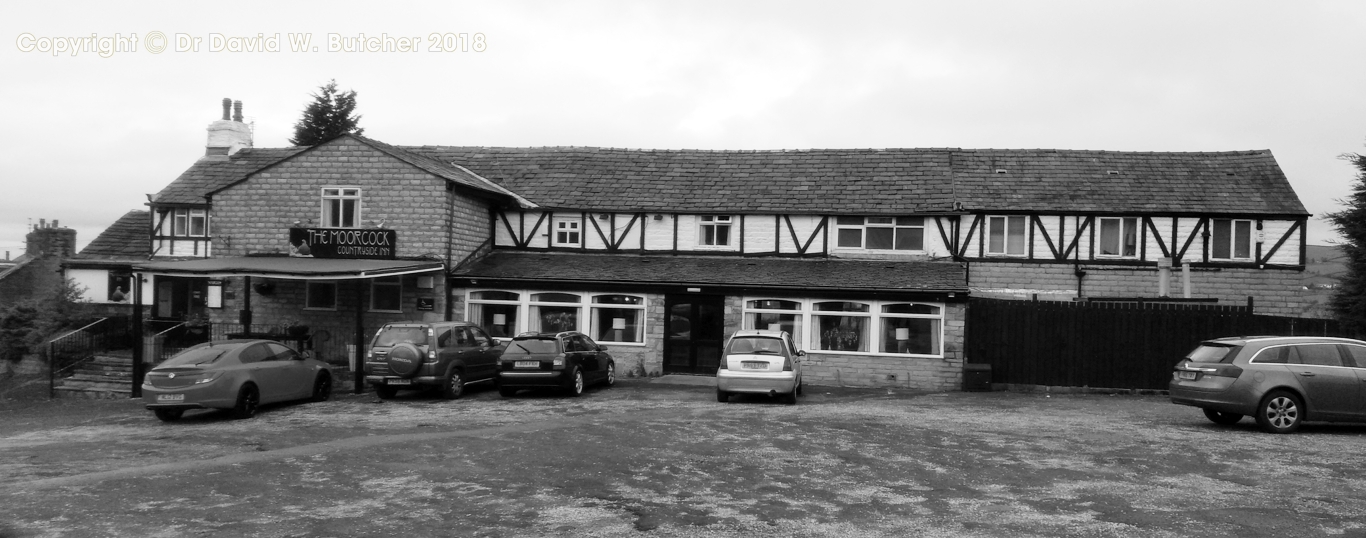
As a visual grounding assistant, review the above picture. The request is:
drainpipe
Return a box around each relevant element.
[1074,264,1086,298]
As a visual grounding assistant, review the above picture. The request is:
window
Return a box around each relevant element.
[322,188,361,228]
[698,216,732,247]
[553,219,581,247]
[189,209,207,236]
[468,291,520,337]
[743,299,803,349]
[237,343,272,364]
[1342,345,1366,368]
[1289,344,1343,367]
[1211,219,1253,260]
[1098,217,1138,257]
[107,273,131,302]
[591,295,644,343]
[742,298,946,357]
[530,292,581,333]
[835,217,924,251]
[167,208,208,237]
[305,281,337,310]
[813,301,871,353]
[987,216,1027,256]
[370,277,402,312]
[879,304,942,355]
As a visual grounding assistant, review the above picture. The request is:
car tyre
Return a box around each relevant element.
[499,386,517,398]
[375,386,399,400]
[154,409,184,422]
[311,373,332,402]
[604,362,616,387]
[1256,390,1303,434]
[233,384,259,420]
[566,368,584,397]
[796,379,803,397]
[1202,408,1242,425]
[440,370,465,400]
[716,389,729,403]
[783,391,798,405]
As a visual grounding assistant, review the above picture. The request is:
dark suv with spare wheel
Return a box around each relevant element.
[498,331,615,397]
[364,322,505,399]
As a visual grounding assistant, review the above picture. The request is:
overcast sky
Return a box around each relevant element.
[2,1,1364,256]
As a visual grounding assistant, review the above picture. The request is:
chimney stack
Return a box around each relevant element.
[203,98,254,160]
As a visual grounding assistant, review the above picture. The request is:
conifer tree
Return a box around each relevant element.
[288,79,364,146]
[1327,149,1366,332]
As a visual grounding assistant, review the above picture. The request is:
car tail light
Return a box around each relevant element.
[1186,364,1244,378]
[782,356,793,372]
[427,350,437,362]
[552,356,565,368]
[719,357,728,370]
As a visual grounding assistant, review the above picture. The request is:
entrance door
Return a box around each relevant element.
[153,276,209,320]
[663,294,725,375]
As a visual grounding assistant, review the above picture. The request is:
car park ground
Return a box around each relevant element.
[2,376,1366,537]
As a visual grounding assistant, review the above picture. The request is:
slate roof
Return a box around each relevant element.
[453,251,967,292]
[69,210,151,261]
[152,147,306,205]
[949,149,1306,215]
[347,136,528,204]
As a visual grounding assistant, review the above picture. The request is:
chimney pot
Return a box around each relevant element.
[39,218,46,229]
[53,219,59,228]
[233,100,243,122]
[221,98,232,121]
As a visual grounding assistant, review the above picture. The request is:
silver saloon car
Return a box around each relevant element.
[716,329,803,404]
[1169,336,1366,433]
[143,340,333,421]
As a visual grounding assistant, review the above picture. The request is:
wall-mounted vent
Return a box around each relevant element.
[994,169,1008,174]
[1107,170,1120,175]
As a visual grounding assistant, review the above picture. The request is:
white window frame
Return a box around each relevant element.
[172,209,187,236]
[322,187,362,228]
[742,299,805,350]
[835,216,926,251]
[697,215,734,248]
[1097,217,1139,258]
[369,276,403,313]
[741,298,946,358]
[589,294,647,344]
[467,290,521,338]
[552,219,582,247]
[465,289,648,346]
[305,281,338,310]
[986,215,1028,257]
[1210,218,1254,261]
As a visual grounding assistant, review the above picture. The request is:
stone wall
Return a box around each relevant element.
[969,262,1311,317]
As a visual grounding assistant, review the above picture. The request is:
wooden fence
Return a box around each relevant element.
[966,298,1354,390]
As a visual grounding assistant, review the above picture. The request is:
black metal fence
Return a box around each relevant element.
[966,298,1357,390]
[47,316,133,396]
[155,323,371,370]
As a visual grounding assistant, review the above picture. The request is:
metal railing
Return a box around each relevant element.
[47,316,132,398]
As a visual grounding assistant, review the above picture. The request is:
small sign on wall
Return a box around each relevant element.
[416,297,435,311]
[207,280,223,308]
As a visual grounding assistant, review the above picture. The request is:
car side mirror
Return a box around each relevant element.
[597,344,607,351]
[796,350,806,357]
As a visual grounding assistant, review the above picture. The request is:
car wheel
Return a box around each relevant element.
[311,374,332,402]
[154,409,184,422]
[1256,390,1303,434]
[716,389,729,403]
[783,391,798,405]
[375,386,399,400]
[233,384,259,420]
[499,386,517,398]
[1202,408,1242,425]
[440,370,465,400]
[566,368,584,397]
[796,379,803,397]
[605,363,616,387]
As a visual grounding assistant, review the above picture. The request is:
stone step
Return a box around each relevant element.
[55,378,135,392]
[90,356,134,366]
[66,372,133,383]
[53,387,132,399]
[78,362,133,374]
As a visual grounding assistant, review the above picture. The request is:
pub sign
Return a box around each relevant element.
[289,228,397,260]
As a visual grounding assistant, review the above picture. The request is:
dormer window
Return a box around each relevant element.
[322,188,361,228]
[170,208,207,237]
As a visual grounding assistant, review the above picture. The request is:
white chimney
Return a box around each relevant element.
[203,97,253,160]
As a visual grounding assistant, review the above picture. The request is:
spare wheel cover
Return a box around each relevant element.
[386,343,423,377]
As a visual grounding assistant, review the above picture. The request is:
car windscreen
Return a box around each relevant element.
[373,327,428,347]
[160,346,232,367]
[1186,344,1240,363]
[726,337,785,355]
[507,339,558,354]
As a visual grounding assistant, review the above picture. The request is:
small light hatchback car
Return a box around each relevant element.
[716,329,803,404]
[142,339,332,421]
[1169,336,1366,433]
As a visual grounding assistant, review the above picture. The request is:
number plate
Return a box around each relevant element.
[157,394,185,402]
[742,361,767,370]
[515,361,539,369]
[387,379,412,385]
[1177,371,1197,380]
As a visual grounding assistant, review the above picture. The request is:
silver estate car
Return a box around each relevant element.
[1169,336,1366,433]
[716,329,803,404]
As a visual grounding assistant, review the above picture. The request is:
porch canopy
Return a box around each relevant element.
[130,256,446,396]
[133,256,445,280]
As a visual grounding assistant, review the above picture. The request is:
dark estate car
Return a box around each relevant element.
[1170,336,1366,433]
[364,322,505,399]
[498,331,615,397]
[143,339,332,421]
